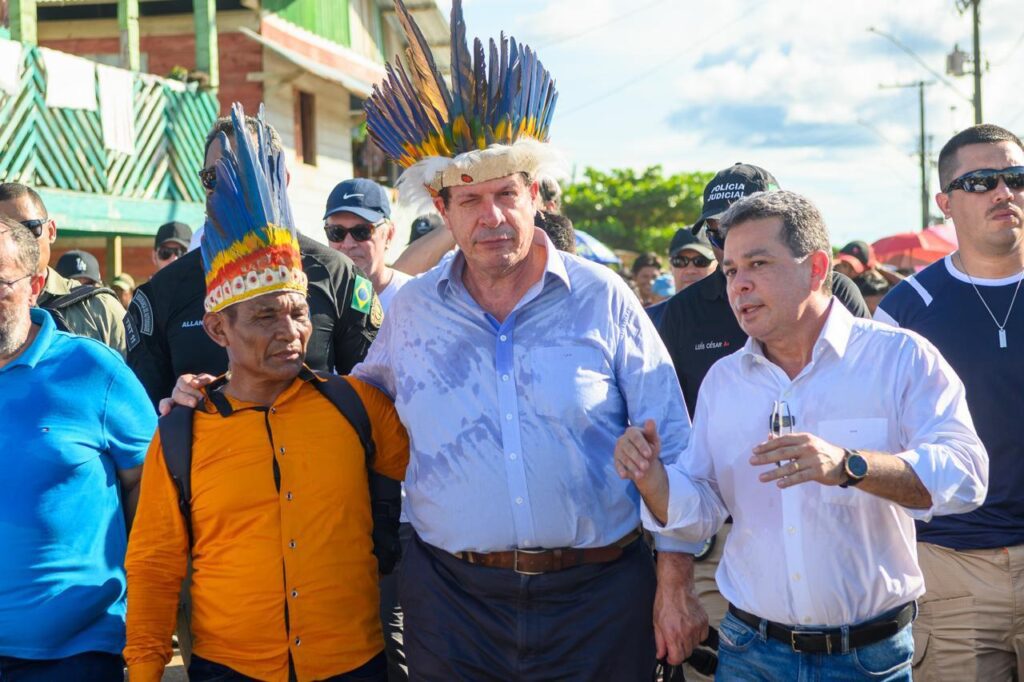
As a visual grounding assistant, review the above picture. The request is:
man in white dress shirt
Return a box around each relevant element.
[615,190,988,680]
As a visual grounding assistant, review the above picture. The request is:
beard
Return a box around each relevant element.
[0,309,30,357]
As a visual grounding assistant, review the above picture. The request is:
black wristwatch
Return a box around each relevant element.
[839,449,868,488]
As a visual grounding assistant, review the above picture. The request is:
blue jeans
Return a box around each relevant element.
[716,611,914,681]
[0,651,123,681]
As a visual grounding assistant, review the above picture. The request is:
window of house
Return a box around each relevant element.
[294,90,317,166]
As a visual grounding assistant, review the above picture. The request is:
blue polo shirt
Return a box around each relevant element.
[0,308,155,659]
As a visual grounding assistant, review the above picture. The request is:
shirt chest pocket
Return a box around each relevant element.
[816,418,889,507]
[528,346,612,420]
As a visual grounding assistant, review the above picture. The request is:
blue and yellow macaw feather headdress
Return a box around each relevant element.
[365,0,566,210]
[201,102,306,313]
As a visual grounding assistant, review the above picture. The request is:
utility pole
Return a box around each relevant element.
[881,80,934,230]
[917,82,929,229]
[971,0,982,123]
[949,0,983,124]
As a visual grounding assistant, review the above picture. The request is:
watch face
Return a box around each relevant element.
[848,453,869,479]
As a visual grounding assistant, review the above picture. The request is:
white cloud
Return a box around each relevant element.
[435,0,1023,243]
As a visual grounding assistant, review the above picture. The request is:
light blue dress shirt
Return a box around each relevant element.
[353,236,695,553]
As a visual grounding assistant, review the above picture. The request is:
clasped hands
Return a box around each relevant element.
[614,419,849,490]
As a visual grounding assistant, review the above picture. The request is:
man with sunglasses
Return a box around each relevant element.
[652,164,870,678]
[324,179,411,312]
[0,183,127,356]
[646,229,716,329]
[152,222,191,271]
[875,124,1024,681]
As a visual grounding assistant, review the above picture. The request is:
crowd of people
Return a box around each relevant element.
[2,1,1023,681]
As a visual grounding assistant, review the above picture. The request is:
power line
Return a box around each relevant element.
[557,0,766,120]
[534,0,674,50]
[866,27,973,104]
[990,27,1024,66]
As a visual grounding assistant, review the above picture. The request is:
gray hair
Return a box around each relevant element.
[719,190,833,295]
[0,216,41,275]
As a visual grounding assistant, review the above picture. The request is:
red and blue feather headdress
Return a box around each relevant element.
[201,103,306,313]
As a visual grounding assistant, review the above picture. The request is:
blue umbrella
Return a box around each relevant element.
[574,229,621,265]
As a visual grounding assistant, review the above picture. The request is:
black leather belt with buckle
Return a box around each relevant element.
[728,602,916,654]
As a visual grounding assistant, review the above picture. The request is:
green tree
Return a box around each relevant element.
[562,166,713,255]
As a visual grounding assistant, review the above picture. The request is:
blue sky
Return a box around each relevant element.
[437,0,1024,246]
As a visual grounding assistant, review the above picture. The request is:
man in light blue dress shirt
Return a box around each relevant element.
[351,168,696,680]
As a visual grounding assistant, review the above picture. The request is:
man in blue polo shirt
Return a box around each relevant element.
[0,220,155,680]
[876,124,1024,680]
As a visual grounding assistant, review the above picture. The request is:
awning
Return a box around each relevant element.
[240,27,376,97]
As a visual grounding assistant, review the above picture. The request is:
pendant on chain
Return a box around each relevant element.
[999,329,1007,348]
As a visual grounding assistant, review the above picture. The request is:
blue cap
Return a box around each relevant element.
[652,273,676,298]
[323,178,391,222]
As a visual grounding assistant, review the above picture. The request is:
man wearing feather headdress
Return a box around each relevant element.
[124,105,409,682]
[346,1,700,678]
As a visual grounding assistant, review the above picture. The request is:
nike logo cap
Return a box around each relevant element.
[324,178,391,222]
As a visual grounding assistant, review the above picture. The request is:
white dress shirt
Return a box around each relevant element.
[644,301,988,627]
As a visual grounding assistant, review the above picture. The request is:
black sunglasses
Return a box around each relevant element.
[157,245,187,260]
[198,167,216,191]
[705,227,725,250]
[671,254,714,268]
[324,221,382,243]
[19,218,50,238]
[943,166,1024,194]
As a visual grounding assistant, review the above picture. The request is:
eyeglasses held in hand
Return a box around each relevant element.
[671,254,714,269]
[769,400,795,468]
[943,166,1024,194]
[19,218,49,238]
[157,246,187,260]
[324,221,382,243]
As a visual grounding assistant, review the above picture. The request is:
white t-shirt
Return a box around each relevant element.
[377,268,413,312]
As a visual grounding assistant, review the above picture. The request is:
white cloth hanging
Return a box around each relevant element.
[41,48,97,111]
[0,39,24,96]
[97,64,136,155]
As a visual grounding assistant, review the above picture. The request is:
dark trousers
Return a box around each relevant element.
[0,651,122,681]
[380,522,415,682]
[188,651,386,682]
[400,533,656,682]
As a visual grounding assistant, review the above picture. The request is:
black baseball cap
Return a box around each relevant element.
[408,213,445,243]
[669,228,715,260]
[693,163,779,232]
[154,221,192,250]
[324,178,391,222]
[56,250,101,284]
[839,240,874,268]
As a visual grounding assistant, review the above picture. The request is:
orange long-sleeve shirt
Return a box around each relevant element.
[124,371,409,682]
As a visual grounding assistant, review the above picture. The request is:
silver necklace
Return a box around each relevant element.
[956,253,1024,349]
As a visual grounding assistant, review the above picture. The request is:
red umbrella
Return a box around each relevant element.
[872,228,956,269]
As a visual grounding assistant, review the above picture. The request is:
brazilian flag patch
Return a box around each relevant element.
[351,274,373,314]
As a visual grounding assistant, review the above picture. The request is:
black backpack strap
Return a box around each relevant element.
[158,405,196,548]
[40,286,117,334]
[311,372,376,465]
[312,372,403,574]
[42,285,117,311]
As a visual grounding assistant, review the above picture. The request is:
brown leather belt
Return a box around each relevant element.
[452,529,643,575]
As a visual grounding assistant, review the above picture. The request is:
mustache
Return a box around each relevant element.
[472,226,517,244]
[989,203,1024,219]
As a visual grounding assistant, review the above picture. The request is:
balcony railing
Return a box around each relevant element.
[0,45,218,207]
